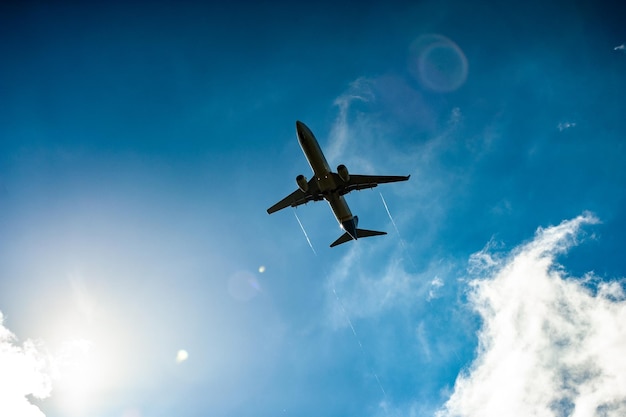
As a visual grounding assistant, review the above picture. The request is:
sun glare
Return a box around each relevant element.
[52,338,116,416]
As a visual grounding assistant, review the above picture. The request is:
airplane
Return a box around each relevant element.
[267,121,410,247]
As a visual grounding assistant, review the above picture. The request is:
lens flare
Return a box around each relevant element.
[175,349,188,364]
[228,270,261,301]
[409,34,468,92]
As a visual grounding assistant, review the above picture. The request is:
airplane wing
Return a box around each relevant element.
[267,178,323,214]
[334,173,410,195]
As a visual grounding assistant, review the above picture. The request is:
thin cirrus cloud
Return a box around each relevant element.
[325,245,424,328]
[437,212,626,417]
[324,241,453,331]
[326,77,375,165]
[321,76,460,329]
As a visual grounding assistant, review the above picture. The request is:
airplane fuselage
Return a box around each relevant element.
[296,121,356,234]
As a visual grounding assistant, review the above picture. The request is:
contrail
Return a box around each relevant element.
[294,211,317,255]
[380,192,401,236]
[332,288,361,345]
[332,287,387,399]
[380,192,418,271]
[293,210,388,403]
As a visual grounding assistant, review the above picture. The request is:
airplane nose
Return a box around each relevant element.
[296,120,306,139]
[296,120,304,132]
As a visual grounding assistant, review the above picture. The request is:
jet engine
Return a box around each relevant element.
[296,174,308,192]
[337,164,350,182]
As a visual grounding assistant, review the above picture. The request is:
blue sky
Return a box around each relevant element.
[1,1,626,416]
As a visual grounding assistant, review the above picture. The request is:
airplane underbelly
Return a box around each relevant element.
[327,194,352,223]
[316,173,336,192]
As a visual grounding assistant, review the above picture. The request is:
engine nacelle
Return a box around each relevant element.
[337,164,350,182]
[296,174,308,192]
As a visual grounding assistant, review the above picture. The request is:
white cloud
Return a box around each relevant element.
[438,213,626,417]
[0,312,53,417]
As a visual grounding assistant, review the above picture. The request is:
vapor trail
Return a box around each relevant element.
[332,287,387,398]
[380,192,418,271]
[380,192,401,236]
[332,288,361,344]
[293,211,317,255]
[292,210,387,402]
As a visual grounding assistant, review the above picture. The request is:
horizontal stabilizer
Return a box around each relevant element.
[329,229,387,247]
[330,232,353,248]
[356,228,387,238]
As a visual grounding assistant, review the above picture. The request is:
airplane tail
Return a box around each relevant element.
[329,228,387,248]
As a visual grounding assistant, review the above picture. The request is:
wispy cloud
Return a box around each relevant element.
[325,75,451,170]
[325,244,451,329]
[326,77,375,163]
[0,312,53,417]
[324,75,479,253]
[322,76,479,326]
[427,276,445,300]
[438,213,626,417]
[558,121,576,131]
